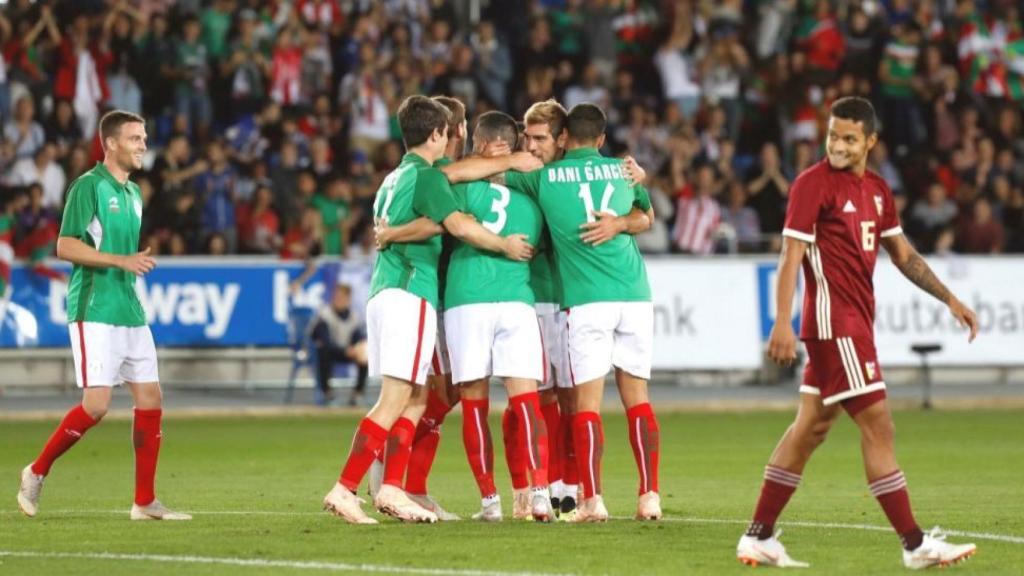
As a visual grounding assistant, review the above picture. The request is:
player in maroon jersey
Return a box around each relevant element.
[736,97,980,570]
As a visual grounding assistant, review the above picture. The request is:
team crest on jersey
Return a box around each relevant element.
[108,197,120,213]
[874,195,883,216]
[865,361,877,380]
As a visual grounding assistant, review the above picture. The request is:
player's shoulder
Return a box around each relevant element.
[863,168,894,194]
[413,164,451,190]
[794,158,832,184]
[67,166,103,194]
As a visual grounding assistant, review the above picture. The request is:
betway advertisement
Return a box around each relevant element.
[0,259,372,348]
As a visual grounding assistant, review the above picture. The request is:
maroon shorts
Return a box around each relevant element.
[801,334,886,415]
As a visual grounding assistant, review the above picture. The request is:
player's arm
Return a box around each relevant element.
[767,236,808,366]
[374,217,443,250]
[56,238,155,276]
[580,183,655,246]
[440,152,542,184]
[881,234,978,342]
[442,212,533,261]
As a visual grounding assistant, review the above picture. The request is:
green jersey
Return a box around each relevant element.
[444,180,543,309]
[59,163,147,327]
[433,156,456,310]
[529,230,560,305]
[369,153,459,309]
[507,148,652,308]
[310,194,350,255]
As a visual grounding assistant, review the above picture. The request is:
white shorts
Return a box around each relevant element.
[565,301,653,385]
[68,322,159,388]
[366,288,438,386]
[536,303,571,391]
[444,302,545,384]
[427,312,451,377]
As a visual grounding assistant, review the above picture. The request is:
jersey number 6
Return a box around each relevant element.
[861,221,876,251]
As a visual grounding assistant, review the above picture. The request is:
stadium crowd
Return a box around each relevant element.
[1,0,1023,264]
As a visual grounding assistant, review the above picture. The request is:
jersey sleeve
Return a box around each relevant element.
[59,178,97,239]
[412,169,459,223]
[782,172,824,243]
[633,184,652,212]
[878,181,903,238]
[450,182,470,211]
[505,169,542,198]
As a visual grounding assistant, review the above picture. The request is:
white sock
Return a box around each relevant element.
[551,480,566,500]
[531,486,550,500]
[482,494,500,508]
[563,484,578,501]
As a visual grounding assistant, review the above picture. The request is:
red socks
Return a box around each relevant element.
[405,390,455,495]
[746,465,801,539]
[573,411,603,499]
[382,417,416,488]
[339,418,389,492]
[560,412,579,487]
[870,470,924,550]
[132,408,162,505]
[540,400,561,484]
[502,407,529,490]
[509,392,549,488]
[31,404,98,476]
[461,398,496,497]
[626,403,660,495]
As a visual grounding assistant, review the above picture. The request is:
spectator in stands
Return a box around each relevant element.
[237,184,280,255]
[564,62,610,111]
[720,180,762,253]
[957,197,1004,254]
[745,142,789,245]
[104,3,146,115]
[281,205,323,261]
[223,9,270,119]
[654,3,701,120]
[53,14,111,141]
[311,177,354,257]
[6,143,65,210]
[194,140,238,253]
[137,12,176,120]
[4,95,45,160]
[152,134,207,211]
[673,164,721,255]
[700,26,749,142]
[909,182,958,252]
[309,283,368,407]
[174,15,212,141]
[45,99,82,159]
[471,20,512,110]
[338,42,389,156]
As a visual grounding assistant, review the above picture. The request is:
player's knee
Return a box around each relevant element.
[808,419,834,447]
[861,416,895,446]
[84,404,108,421]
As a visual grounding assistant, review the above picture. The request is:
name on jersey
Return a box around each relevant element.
[547,163,624,184]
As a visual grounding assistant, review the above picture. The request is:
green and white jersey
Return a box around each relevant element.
[433,156,456,310]
[529,230,560,305]
[59,162,147,327]
[444,179,543,309]
[507,148,652,308]
[369,153,459,309]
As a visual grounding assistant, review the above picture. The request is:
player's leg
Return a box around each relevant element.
[537,388,560,511]
[18,322,114,518]
[505,376,553,522]
[565,303,615,522]
[612,301,660,520]
[556,385,578,516]
[326,289,436,524]
[380,382,426,495]
[461,378,501,521]
[848,371,976,567]
[120,325,189,520]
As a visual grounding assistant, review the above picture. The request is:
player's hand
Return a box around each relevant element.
[481,139,510,158]
[622,155,646,185]
[119,247,156,276]
[508,151,543,172]
[767,321,798,367]
[373,217,392,250]
[501,234,534,261]
[948,298,979,342]
[579,211,625,246]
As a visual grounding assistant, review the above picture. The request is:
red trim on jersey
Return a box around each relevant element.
[565,309,576,386]
[77,322,88,388]
[410,298,427,382]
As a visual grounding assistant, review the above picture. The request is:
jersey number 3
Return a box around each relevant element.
[578,182,618,223]
[482,183,511,233]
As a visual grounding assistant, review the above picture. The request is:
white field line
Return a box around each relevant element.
[0,550,568,576]
[3,509,1022,545]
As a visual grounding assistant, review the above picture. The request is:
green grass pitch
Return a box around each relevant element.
[2,408,1022,575]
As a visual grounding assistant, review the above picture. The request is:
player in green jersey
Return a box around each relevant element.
[17,111,190,521]
[323,95,540,525]
[506,103,662,523]
[439,111,554,522]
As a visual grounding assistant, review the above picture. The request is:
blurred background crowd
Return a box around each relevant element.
[1,0,1023,266]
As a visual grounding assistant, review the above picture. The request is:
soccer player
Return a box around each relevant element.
[735,97,979,569]
[440,111,552,522]
[322,95,539,524]
[506,103,661,522]
[16,110,190,521]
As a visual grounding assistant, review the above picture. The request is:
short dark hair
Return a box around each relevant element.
[99,110,145,148]
[566,103,607,144]
[431,95,466,139]
[397,95,451,148]
[830,96,877,136]
[473,111,519,149]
